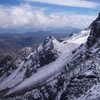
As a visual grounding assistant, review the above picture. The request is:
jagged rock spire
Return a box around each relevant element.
[87,13,100,47]
[90,13,100,37]
[97,12,100,19]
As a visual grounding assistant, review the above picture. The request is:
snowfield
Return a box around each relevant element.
[6,53,70,96]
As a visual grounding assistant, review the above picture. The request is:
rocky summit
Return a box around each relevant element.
[87,13,100,47]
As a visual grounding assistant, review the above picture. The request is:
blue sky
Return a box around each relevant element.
[0,0,99,30]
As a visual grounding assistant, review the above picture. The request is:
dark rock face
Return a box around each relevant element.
[0,55,16,78]
[25,36,58,78]
[87,35,96,47]
[90,13,100,37]
[39,36,58,66]
[87,13,100,47]
[0,47,33,79]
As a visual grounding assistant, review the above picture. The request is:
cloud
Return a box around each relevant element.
[67,14,96,28]
[26,0,99,8]
[0,4,97,29]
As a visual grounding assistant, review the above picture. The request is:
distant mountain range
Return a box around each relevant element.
[0,28,81,50]
[0,26,81,34]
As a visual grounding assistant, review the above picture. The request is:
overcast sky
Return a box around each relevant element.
[0,0,99,30]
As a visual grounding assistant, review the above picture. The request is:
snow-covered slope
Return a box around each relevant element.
[65,30,90,45]
[59,13,100,100]
[0,29,90,98]
[0,46,33,82]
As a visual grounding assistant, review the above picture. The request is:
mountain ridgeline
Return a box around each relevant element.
[0,13,100,100]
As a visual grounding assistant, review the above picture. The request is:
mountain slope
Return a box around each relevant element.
[60,13,100,100]
[0,29,89,98]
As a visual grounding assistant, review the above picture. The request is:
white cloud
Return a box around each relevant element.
[26,0,99,8]
[67,14,96,28]
[0,4,97,29]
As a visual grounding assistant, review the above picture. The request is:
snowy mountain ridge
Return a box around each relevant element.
[0,29,89,98]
